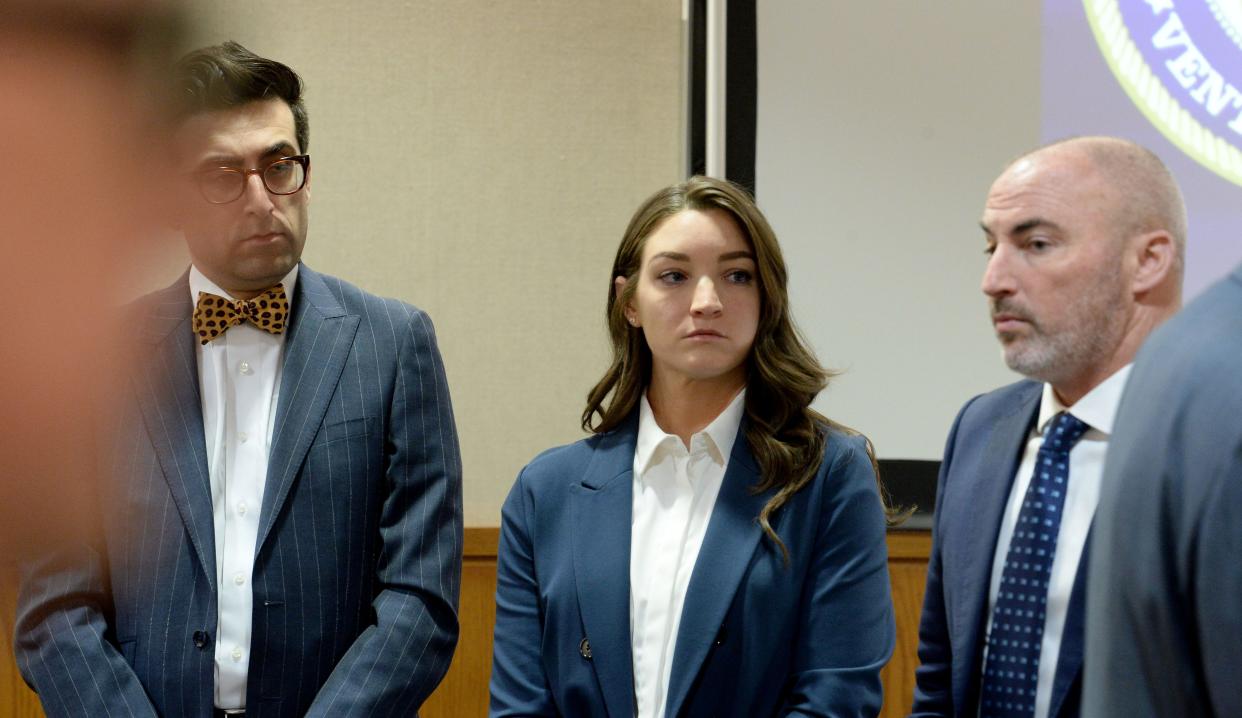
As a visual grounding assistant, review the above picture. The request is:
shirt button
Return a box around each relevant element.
[231,646,243,662]
[238,431,248,443]
[233,572,245,586]
[239,361,253,375]
[236,501,247,516]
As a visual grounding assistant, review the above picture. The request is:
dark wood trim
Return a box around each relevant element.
[725,0,757,194]
[466,526,930,560]
[687,0,707,178]
[685,0,756,194]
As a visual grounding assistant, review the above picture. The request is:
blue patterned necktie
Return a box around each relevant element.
[980,411,1090,718]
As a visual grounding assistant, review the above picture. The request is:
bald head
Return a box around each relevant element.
[980,136,1186,405]
[1010,136,1187,286]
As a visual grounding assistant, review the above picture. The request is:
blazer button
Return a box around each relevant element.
[192,630,211,650]
[579,637,592,660]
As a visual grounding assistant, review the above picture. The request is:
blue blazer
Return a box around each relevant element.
[911,380,1088,718]
[489,415,895,717]
[15,265,463,717]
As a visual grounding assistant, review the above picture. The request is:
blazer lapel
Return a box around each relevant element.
[256,265,359,554]
[664,427,769,718]
[133,274,217,592]
[571,418,638,718]
[951,382,1041,710]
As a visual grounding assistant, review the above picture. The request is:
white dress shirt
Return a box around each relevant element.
[189,264,298,709]
[981,365,1132,718]
[629,389,745,718]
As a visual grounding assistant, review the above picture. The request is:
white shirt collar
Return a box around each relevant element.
[188,263,300,307]
[1036,364,1133,436]
[634,388,746,478]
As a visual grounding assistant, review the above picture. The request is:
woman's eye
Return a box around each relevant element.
[658,270,687,284]
[726,269,753,284]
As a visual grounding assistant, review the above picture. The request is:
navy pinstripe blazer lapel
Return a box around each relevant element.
[134,272,217,592]
[258,265,360,554]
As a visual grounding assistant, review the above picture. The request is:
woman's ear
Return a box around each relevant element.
[615,276,639,326]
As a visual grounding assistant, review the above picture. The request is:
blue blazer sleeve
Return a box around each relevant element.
[780,433,896,717]
[910,397,973,717]
[15,533,160,718]
[489,466,559,717]
[305,308,464,715]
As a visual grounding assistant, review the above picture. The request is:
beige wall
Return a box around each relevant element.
[171,2,685,525]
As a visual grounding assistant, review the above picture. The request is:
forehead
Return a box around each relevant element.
[174,98,298,164]
[642,208,752,259]
[982,151,1113,235]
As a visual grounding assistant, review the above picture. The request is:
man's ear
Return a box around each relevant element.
[614,276,638,326]
[1131,230,1176,295]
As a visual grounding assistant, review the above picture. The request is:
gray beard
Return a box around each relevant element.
[999,278,1129,386]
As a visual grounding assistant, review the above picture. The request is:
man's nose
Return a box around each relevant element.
[981,246,1016,299]
[240,172,276,212]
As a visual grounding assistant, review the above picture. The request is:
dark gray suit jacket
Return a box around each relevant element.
[1083,262,1242,717]
[14,264,463,717]
[912,380,1090,718]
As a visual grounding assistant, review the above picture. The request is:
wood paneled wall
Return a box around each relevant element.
[2,529,930,717]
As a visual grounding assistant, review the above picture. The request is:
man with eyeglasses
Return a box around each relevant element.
[15,41,463,718]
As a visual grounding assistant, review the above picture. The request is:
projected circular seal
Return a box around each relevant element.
[1084,0,1242,187]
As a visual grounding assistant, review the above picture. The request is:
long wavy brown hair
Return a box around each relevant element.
[582,176,902,561]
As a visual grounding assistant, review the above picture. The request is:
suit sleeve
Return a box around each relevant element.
[780,434,896,718]
[488,468,558,717]
[1085,427,1242,717]
[14,522,159,717]
[1192,448,1242,717]
[909,399,972,717]
[306,308,464,716]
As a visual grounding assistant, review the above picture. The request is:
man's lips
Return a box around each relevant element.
[992,314,1029,332]
[239,231,287,245]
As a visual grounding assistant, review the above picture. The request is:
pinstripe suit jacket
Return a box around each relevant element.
[14,264,463,717]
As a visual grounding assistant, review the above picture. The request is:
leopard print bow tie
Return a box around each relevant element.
[192,284,290,345]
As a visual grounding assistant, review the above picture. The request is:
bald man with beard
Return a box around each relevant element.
[910,137,1186,718]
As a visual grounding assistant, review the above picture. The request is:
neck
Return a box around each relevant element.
[225,287,268,301]
[194,264,288,301]
[646,370,744,447]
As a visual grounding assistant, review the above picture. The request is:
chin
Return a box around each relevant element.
[240,255,297,277]
[678,360,747,384]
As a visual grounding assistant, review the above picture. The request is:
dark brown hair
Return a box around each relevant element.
[172,41,308,152]
[583,176,902,560]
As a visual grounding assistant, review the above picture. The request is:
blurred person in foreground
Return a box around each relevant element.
[0,2,180,574]
[1083,260,1242,716]
[911,137,1185,718]
[14,41,463,717]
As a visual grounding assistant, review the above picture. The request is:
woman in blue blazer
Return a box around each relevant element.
[489,176,896,717]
